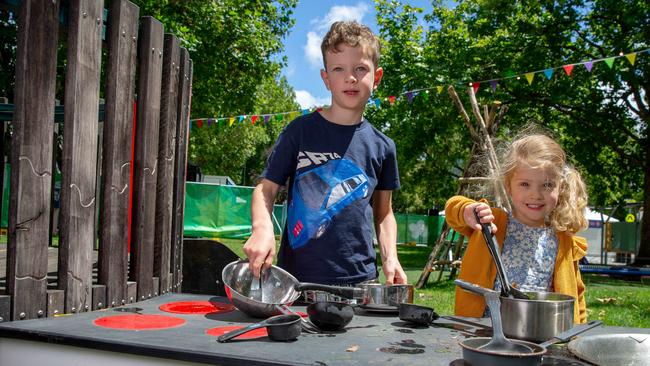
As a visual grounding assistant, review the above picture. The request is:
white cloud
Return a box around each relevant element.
[295,90,330,109]
[303,2,371,69]
[304,32,324,68]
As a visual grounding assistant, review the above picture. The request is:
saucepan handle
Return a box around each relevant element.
[454,279,499,297]
[217,322,267,343]
[295,283,364,299]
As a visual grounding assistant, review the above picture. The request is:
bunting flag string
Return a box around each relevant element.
[188,47,649,130]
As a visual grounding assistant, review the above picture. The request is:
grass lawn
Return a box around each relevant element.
[218,238,650,328]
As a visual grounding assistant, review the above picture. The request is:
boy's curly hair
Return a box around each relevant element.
[495,130,588,234]
[320,21,380,69]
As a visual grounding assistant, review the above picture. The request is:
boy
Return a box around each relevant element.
[244,21,407,287]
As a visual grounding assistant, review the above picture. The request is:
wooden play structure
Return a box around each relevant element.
[415,85,509,288]
[0,0,192,322]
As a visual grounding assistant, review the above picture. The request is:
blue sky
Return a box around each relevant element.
[282,0,432,109]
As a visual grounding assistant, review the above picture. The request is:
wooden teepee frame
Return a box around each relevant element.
[415,85,510,288]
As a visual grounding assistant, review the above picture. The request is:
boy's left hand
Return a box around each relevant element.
[382,257,407,285]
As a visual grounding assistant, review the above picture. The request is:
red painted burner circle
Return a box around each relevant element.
[206,325,268,340]
[94,314,186,330]
[159,301,235,315]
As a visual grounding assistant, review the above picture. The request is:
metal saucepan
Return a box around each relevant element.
[398,303,439,326]
[455,278,579,342]
[500,289,575,342]
[471,210,576,341]
[216,314,301,343]
[306,301,354,331]
[356,283,414,311]
[460,320,603,366]
[456,279,602,365]
[222,260,364,318]
[568,333,650,366]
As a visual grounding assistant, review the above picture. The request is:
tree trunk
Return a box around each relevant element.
[633,137,650,266]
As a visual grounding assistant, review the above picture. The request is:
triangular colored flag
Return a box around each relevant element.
[301,109,309,115]
[563,64,574,76]
[625,53,636,65]
[238,115,245,123]
[543,69,554,80]
[525,73,535,85]
[421,90,429,101]
[275,114,283,122]
[196,119,203,128]
[406,92,414,103]
[207,118,213,127]
[604,57,615,68]
[374,99,381,108]
[472,82,480,94]
[228,117,235,126]
[316,107,324,112]
[583,61,594,72]
[489,80,498,91]
[388,96,396,105]
[251,115,258,124]
[263,115,270,124]
[437,86,443,94]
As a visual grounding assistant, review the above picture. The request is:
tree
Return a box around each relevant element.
[189,75,299,185]
[130,0,299,185]
[373,0,650,262]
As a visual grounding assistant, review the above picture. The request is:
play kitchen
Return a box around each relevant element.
[218,259,647,365]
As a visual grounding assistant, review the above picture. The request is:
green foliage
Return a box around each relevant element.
[372,0,649,217]
[0,11,16,100]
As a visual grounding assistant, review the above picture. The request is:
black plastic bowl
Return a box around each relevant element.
[307,301,354,331]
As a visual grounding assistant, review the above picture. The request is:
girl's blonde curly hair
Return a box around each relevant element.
[497,132,588,234]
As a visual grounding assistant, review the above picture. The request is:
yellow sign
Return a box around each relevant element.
[625,214,635,223]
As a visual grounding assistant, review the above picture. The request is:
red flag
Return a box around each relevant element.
[472,82,480,94]
[563,64,574,76]
[251,115,259,124]
[196,119,203,128]
[388,96,396,105]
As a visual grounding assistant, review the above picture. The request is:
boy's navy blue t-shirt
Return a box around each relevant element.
[262,112,400,284]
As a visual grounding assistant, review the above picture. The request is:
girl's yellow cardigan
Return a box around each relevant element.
[445,195,588,324]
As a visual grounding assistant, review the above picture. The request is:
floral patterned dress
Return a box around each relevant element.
[494,214,558,293]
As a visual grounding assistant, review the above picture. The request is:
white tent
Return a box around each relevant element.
[585,207,618,223]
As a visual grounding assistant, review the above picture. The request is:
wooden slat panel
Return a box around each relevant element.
[58,0,104,315]
[170,50,192,293]
[98,0,139,309]
[0,295,10,322]
[8,0,59,321]
[129,16,164,302]
[126,281,137,304]
[154,34,180,297]
[92,284,106,310]
[152,277,159,296]
[46,289,64,317]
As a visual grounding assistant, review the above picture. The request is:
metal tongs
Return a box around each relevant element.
[473,209,529,299]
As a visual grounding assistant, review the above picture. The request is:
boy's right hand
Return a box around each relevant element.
[243,230,276,278]
[464,202,497,234]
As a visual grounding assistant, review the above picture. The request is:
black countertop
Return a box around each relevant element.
[0,293,647,366]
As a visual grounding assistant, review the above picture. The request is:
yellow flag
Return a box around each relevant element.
[625,53,636,66]
[525,72,535,85]
[437,85,443,94]
[228,117,235,126]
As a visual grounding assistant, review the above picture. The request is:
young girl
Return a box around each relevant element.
[446,132,589,323]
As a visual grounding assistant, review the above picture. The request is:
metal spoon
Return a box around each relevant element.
[455,280,533,354]
[473,209,529,300]
[249,267,263,301]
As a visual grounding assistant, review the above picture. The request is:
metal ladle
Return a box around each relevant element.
[455,280,533,354]
[473,209,529,300]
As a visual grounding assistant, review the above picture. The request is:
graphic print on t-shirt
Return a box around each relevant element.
[287,158,369,249]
